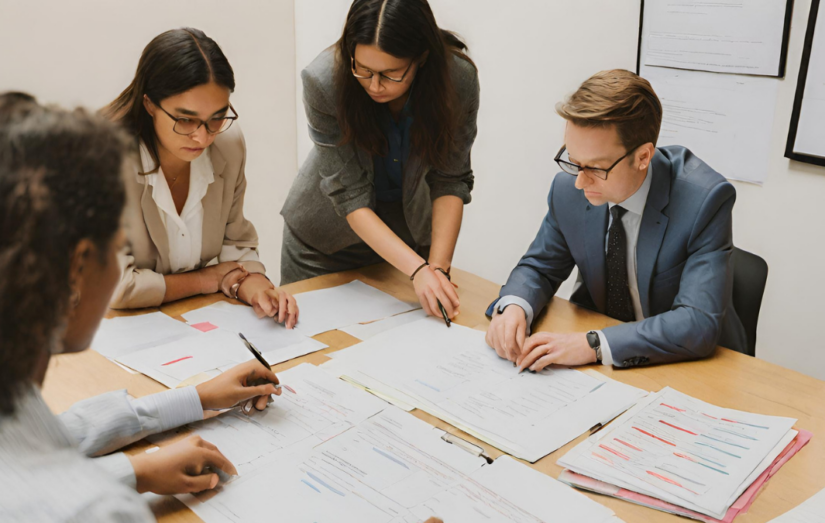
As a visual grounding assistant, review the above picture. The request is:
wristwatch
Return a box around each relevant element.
[586,330,602,363]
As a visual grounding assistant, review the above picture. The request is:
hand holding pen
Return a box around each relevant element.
[195,358,281,414]
[411,262,460,325]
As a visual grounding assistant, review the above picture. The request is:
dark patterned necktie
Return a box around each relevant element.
[606,206,635,322]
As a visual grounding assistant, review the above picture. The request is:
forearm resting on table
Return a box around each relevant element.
[162,270,208,303]
[429,195,463,270]
[346,207,424,277]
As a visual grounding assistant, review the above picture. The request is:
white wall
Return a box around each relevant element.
[1,0,823,379]
[730,0,825,377]
[294,0,825,379]
[0,0,296,279]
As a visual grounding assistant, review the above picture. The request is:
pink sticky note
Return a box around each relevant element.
[191,322,218,333]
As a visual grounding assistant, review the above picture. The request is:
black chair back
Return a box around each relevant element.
[731,247,768,357]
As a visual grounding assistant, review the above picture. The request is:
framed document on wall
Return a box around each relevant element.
[636,0,795,78]
[786,0,825,167]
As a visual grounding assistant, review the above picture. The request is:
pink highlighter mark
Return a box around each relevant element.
[162,356,193,366]
[660,420,698,436]
[646,470,699,496]
[283,385,297,394]
[615,438,643,452]
[633,426,676,446]
[660,403,686,413]
[191,321,218,333]
[599,444,630,460]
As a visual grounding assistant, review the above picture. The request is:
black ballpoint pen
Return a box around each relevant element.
[437,299,451,327]
[238,332,281,391]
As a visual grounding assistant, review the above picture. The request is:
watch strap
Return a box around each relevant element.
[586,330,602,363]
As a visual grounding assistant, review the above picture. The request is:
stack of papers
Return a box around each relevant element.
[181,302,327,364]
[291,279,420,336]
[558,387,807,521]
[117,330,255,388]
[323,317,647,462]
[91,311,199,360]
[176,364,624,523]
[104,304,328,388]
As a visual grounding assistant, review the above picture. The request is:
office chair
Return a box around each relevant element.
[731,247,769,357]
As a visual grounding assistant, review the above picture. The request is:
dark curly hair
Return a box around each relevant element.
[0,93,129,415]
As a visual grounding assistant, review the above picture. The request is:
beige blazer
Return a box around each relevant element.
[112,124,265,309]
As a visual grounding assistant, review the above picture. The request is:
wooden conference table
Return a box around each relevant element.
[42,263,825,522]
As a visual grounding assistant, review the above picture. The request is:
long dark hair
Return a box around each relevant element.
[335,0,474,171]
[0,93,128,415]
[103,28,235,172]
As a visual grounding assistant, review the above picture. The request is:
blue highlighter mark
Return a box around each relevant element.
[696,442,741,459]
[373,447,409,469]
[306,472,345,496]
[301,479,321,493]
[701,434,750,450]
[696,462,730,475]
[415,380,441,392]
[590,382,606,393]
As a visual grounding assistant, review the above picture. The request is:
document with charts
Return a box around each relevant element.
[323,317,647,462]
[558,387,797,519]
[179,396,622,523]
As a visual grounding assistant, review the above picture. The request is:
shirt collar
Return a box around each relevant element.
[137,141,215,221]
[609,163,653,216]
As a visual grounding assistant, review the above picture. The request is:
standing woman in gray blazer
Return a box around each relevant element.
[281,0,480,320]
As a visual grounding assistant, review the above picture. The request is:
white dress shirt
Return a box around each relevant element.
[497,166,653,367]
[138,143,260,273]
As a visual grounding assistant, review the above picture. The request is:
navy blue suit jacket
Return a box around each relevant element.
[487,146,747,367]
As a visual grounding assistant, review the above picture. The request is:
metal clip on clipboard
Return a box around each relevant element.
[440,433,494,464]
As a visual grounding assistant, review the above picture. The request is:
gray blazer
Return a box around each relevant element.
[487,146,748,367]
[281,47,480,254]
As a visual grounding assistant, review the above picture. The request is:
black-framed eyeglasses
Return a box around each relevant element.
[554,144,640,181]
[152,100,238,135]
[350,56,415,84]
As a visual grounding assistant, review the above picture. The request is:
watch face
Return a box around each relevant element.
[586,331,599,349]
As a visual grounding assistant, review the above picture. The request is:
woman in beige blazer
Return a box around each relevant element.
[105,28,298,328]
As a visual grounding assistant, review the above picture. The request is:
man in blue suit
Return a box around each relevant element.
[486,70,746,370]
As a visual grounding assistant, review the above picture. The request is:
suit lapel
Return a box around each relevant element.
[584,203,609,313]
[636,151,671,318]
[140,182,171,274]
[200,145,226,262]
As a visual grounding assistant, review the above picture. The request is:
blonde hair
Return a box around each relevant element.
[556,69,663,149]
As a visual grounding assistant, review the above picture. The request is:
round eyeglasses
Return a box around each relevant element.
[152,100,239,136]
